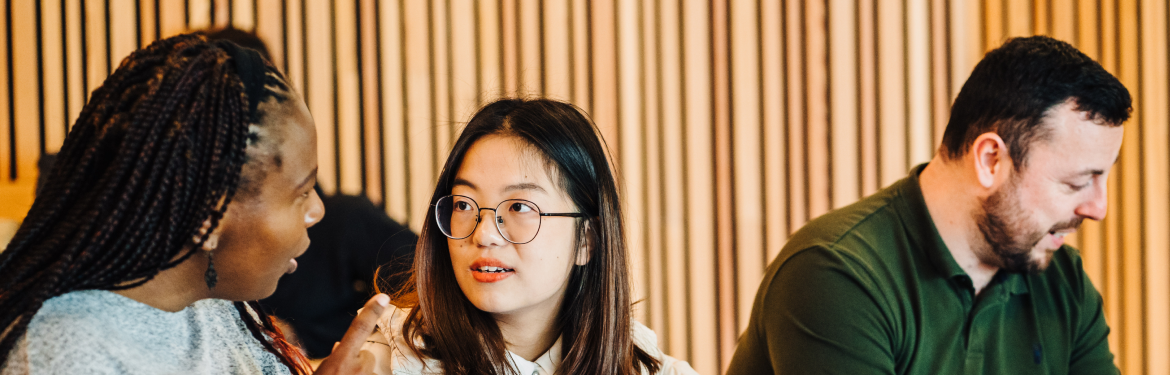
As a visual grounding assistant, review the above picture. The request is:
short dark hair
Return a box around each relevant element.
[940,36,1131,169]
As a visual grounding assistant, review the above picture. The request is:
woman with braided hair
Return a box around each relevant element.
[0,34,386,374]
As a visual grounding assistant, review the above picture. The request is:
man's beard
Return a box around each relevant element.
[976,178,1083,274]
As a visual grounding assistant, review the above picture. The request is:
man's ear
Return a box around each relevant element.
[575,219,594,266]
[970,132,1011,189]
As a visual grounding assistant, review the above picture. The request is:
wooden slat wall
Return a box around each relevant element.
[0,1,1166,374]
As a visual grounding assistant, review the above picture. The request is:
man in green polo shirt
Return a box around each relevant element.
[726,36,1129,374]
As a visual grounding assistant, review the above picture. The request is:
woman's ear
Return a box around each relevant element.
[193,218,220,252]
[575,219,594,266]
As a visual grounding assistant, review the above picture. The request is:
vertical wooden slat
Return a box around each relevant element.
[1050,0,1075,43]
[761,0,787,261]
[380,0,408,223]
[1005,0,1031,38]
[500,0,518,94]
[877,0,906,186]
[731,0,764,339]
[282,0,304,99]
[334,0,361,195]
[640,0,665,341]
[212,0,229,28]
[1098,0,1123,364]
[109,0,136,77]
[12,0,37,182]
[41,0,65,153]
[1116,0,1143,372]
[403,0,433,231]
[359,0,383,202]
[1033,0,1050,36]
[157,0,186,39]
[476,0,503,103]
[951,0,982,98]
[1140,1,1170,373]
[615,0,645,326]
[137,0,156,46]
[930,0,950,156]
[254,0,284,68]
[785,0,806,228]
[85,0,107,96]
[431,0,451,177]
[449,0,478,123]
[63,0,83,130]
[681,0,716,373]
[656,0,687,359]
[983,0,1003,51]
[829,0,859,209]
[1074,0,1105,295]
[590,0,617,160]
[231,0,253,30]
[859,0,878,197]
[541,0,570,100]
[710,0,734,369]
[0,0,8,183]
[517,0,539,95]
[804,0,829,216]
[302,0,335,194]
[570,0,589,111]
[188,0,211,30]
[906,0,932,167]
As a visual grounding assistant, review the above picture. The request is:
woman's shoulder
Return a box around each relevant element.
[363,305,444,375]
[4,290,152,374]
[631,321,701,375]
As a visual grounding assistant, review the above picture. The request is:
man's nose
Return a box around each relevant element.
[1074,181,1108,221]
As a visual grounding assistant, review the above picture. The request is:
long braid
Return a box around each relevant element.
[0,34,306,374]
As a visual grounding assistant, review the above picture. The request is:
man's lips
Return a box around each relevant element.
[470,258,515,282]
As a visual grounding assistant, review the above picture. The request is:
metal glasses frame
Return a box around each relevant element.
[433,194,587,244]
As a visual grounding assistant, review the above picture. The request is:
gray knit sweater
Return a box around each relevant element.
[1,290,292,375]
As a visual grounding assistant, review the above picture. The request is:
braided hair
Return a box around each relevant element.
[0,34,310,374]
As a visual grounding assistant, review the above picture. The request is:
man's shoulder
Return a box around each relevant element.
[778,185,911,268]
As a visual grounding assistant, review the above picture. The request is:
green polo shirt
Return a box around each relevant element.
[726,164,1117,375]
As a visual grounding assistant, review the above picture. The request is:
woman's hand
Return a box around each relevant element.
[312,294,390,375]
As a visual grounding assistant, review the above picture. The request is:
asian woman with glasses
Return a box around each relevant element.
[361,99,697,375]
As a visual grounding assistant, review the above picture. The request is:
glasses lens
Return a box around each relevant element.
[436,195,479,239]
[497,200,542,243]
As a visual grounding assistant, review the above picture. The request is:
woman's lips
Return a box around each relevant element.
[470,258,515,283]
[286,258,298,274]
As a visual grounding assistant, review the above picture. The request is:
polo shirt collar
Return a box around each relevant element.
[894,163,967,280]
[895,163,1030,296]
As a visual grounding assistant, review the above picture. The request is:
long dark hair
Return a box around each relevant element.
[383,98,660,375]
[0,34,309,374]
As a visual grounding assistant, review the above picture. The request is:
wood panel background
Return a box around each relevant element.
[0,1,1165,374]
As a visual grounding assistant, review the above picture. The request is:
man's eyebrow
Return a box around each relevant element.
[296,167,318,190]
[504,182,546,193]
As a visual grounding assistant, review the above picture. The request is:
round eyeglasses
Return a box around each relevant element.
[433,195,587,244]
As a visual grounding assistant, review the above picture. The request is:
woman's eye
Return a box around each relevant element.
[509,202,535,213]
[455,201,473,211]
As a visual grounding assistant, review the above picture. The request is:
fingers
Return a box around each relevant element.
[332,294,390,359]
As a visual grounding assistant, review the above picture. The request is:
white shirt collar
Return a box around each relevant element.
[506,335,562,375]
